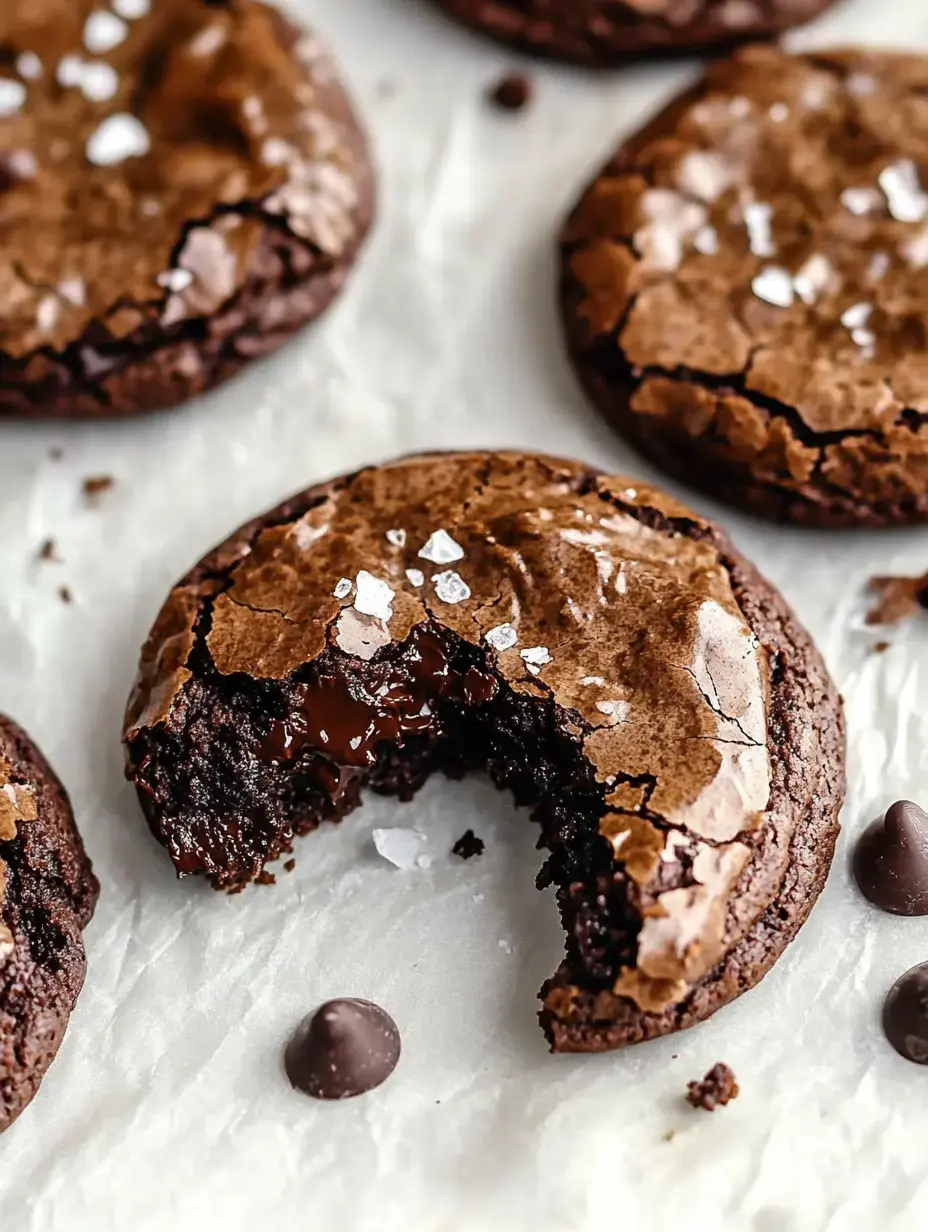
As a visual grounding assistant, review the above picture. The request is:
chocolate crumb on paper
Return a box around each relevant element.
[866,571,928,626]
[452,829,484,859]
[488,72,532,112]
[82,475,115,504]
[38,538,58,562]
[686,1063,739,1111]
[58,586,73,605]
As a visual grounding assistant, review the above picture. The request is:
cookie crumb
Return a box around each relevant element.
[256,869,276,886]
[452,829,484,859]
[58,585,73,605]
[82,475,115,503]
[873,640,891,654]
[663,1128,676,1142]
[866,572,928,626]
[686,1063,739,1111]
[284,858,296,873]
[488,72,532,112]
[38,538,58,563]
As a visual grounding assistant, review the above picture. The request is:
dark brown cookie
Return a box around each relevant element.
[123,451,844,1052]
[0,715,98,1134]
[430,1,837,65]
[561,47,928,527]
[0,0,373,419]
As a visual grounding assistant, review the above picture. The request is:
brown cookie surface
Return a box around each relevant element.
[429,0,837,64]
[561,47,928,527]
[0,716,98,1134]
[0,0,373,419]
[123,451,843,1051]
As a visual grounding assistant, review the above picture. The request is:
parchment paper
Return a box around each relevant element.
[2,1,928,1228]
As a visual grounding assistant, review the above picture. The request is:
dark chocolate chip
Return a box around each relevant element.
[853,801,928,915]
[488,72,532,112]
[284,998,401,1100]
[883,962,928,1063]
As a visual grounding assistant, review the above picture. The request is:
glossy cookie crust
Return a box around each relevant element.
[0,0,373,419]
[429,0,837,65]
[562,47,928,527]
[0,716,98,1133]
[123,451,844,1051]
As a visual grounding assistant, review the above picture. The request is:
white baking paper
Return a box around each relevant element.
[2,1,928,1227]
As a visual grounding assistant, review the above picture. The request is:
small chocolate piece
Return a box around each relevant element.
[59,586,73,605]
[853,801,928,916]
[686,1062,739,1111]
[284,998,401,1099]
[867,573,928,626]
[38,537,57,562]
[873,641,891,655]
[82,476,115,503]
[883,963,928,1063]
[488,73,532,112]
[452,829,484,859]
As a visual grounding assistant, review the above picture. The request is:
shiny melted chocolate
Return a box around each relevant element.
[263,624,497,770]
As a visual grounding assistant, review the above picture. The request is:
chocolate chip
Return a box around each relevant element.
[686,1062,739,1110]
[853,801,928,915]
[284,998,401,1100]
[883,963,928,1063]
[38,538,58,562]
[487,72,532,112]
[452,829,484,859]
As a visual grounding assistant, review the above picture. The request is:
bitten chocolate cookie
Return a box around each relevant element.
[0,0,373,419]
[561,47,928,527]
[123,451,843,1052]
[0,715,98,1133]
[430,1,836,65]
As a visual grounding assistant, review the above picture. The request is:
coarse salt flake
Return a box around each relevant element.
[86,113,150,166]
[751,266,794,308]
[333,577,352,599]
[0,79,26,118]
[419,529,464,564]
[84,11,128,55]
[432,570,471,605]
[353,570,394,621]
[405,568,425,587]
[372,828,425,870]
[485,624,517,652]
[385,528,406,547]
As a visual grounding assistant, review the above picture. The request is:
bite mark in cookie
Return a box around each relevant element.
[561,47,928,527]
[124,452,844,1050]
[0,0,373,419]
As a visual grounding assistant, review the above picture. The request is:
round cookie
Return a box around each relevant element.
[429,1,837,65]
[561,47,928,528]
[124,451,844,1052]
[0,0,373,419]
[0,715,98,1133]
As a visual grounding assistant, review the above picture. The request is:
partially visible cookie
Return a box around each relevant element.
[561,47,928,527]
[0,0,373,419]
[0,715,98,1134]
[430,1,837,64]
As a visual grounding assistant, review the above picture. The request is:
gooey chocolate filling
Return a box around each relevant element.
[129,619,641,989]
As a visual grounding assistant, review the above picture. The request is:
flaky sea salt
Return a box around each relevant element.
[419,529,464,564]
[83,11,128,55]
[0,79,26,118]
[879,160,928,224]
[156,269,194,292]
[16,52,42,81]
[520,647,551,674]
[751,266,794,309]
[432,571,470,604]
[372,828,425,870]
[86,113,150,166]
[485,624,517,652]
[353,571,394,621]
[385,528,406,548]
[405,568,425,587]
[333,577,352,600]
[112,0,150,16]
[743,202,776,258]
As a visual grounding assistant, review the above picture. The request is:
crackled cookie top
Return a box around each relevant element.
[0,755,37,963]
[564,47,928,522]
[0,0,366,360]
[129,452,772,1006]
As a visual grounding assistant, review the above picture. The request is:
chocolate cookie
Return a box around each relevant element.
[561,47,928,527]
[430,1,837,65]
[0,715,98,1133]
[123,451,844,1052]
[0,0,373,419]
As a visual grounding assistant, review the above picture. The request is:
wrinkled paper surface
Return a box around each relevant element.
[2,1,928,1228]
